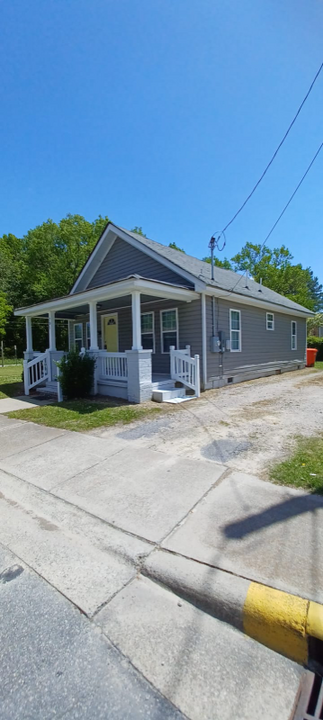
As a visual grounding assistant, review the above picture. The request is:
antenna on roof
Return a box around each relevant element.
[208,231,226,281]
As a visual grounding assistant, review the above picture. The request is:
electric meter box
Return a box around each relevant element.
[210,336,220,353]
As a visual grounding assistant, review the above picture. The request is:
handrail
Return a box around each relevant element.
[170,346,200,397]
[99,352,128,381]
[23,351,49,395]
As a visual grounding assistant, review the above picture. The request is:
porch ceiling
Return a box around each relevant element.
[14,277,199,318]
[54,294,166,319]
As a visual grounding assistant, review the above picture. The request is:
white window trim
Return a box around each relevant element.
[73,322,83,350]
[160,307,179,354]
[266,312,275,331]
[230,309,242,353]
[86,321,91,349]
[141,311,155,353]
[291,320,297,351]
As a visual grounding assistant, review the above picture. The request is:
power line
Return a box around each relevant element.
[220,61,323,234]
[217,141,323,299]
[258,141,323,250]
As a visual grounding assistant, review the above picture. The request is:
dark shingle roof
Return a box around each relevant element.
[121,227,313,315]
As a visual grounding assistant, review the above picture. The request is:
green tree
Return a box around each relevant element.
[0,292,12,339]
[0,214,110,354]
[307,313,323,335]
[131,226,147,237]
[169,242,185,253]
[203,255,232,269]
[230,243,323,311]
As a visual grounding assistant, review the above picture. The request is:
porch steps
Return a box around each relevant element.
[36,381,58,396]
[152,380,195,404]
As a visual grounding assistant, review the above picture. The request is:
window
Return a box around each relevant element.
[73,323,83,351]
[266,312,275,331]
[86,322,91,349]
[230,309,241,352]
[291,321,297,350]
[161,308,178,353]
[141,312,154,351]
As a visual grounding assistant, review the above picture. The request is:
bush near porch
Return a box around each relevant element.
[57,349,96,399]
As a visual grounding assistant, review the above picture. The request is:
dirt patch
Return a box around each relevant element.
[234,398,277,422]
[296,372,323,388]
[92,368,323,479]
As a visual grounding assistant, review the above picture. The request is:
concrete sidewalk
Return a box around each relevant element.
[0,412,321,718]
[0,413,322,604]
[0,396,53,413]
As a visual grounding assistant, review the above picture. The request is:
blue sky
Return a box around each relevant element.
[1,0,322,277]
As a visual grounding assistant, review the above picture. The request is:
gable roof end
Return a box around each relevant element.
[71,222,313,316]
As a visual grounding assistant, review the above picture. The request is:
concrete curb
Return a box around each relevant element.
[142,550,323,667]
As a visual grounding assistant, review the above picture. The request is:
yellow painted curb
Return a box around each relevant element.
[307,601,323,642]
[243,582,309,664]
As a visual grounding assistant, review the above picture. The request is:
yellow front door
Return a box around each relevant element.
[103,314,118,351]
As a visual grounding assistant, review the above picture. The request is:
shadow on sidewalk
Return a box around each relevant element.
[223,492,323,539]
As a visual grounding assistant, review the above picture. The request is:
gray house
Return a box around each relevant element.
[16,223,313,403]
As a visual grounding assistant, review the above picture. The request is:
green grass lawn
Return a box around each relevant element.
[270,435,323,495]
[7,399,162,431]
[314,361,323,369]
[0,365,24,399]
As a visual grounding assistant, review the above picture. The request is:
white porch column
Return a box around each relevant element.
[26,316,33,353]
[89,301,99,350]
[201,293,207,389]
[131,291,142,350]
[48,311,56,351]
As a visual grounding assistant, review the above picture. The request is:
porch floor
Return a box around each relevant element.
[151,374,172,386]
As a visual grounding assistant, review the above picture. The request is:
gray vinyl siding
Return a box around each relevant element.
[87,237,193,289]
[140,298,202,375]
[206,297,307,379]
[71,299,202,377]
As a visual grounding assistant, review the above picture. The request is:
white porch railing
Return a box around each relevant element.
[99,352,128,381]
[170,346,200,397]
[23,351,49,394]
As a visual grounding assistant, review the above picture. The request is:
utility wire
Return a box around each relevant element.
[216,141,323,299]
[258,141,323,250]
[220,61,323,234]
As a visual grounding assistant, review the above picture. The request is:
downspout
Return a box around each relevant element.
[201,293,207,390]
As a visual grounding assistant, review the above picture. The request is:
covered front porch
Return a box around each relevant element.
[15,277,201,403]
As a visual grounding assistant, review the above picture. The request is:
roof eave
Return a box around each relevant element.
[205,285,314,318]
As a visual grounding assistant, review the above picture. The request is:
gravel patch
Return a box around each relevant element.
[89,368,323,477]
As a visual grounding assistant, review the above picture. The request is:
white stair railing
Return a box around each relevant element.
[23,351,49,395]
[100,352,128,381]
[170,346,200,397]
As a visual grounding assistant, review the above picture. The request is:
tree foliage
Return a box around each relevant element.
[0,214,109,353]
[0,214,322,355]
[204,242,322,311]
[0,292,12,339]
[230,243,323,311]
[203,255,232,269]
[307,313,323,335]
[169,242,185,253]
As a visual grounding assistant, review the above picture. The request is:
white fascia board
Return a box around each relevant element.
[14,279,199,317]
[72,222,202,294]
[205,286,313,318]
[71,227,117,293]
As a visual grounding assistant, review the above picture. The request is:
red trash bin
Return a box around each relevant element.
[306,348,318,367]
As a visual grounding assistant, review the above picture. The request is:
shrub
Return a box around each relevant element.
[56,350,96,399]
[307,336,323,362]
